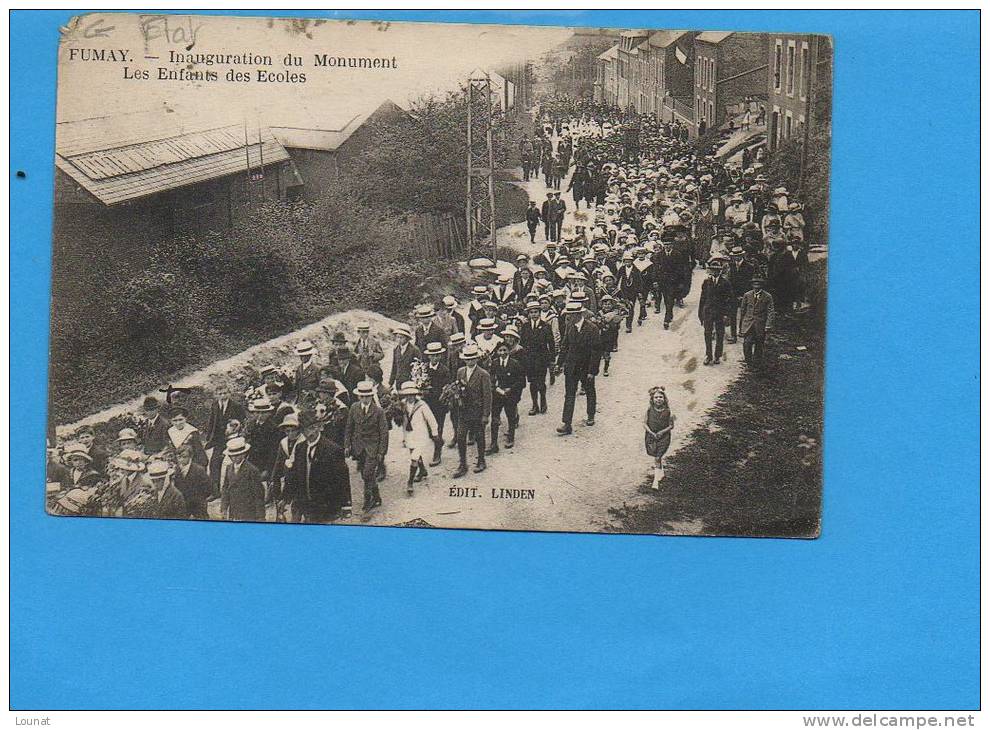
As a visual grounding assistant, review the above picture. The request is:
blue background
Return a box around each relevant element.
[10,10,980,709]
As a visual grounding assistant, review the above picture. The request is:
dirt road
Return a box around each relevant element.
[347,169,742,534]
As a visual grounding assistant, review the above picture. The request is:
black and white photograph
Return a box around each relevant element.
[47,14,831,537]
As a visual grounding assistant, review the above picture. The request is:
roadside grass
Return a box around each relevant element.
[609,310,825,538]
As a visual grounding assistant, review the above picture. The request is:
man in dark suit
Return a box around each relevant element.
[325,334,365,406]
[550,192,567,242]
[219,437,266,522]
[519,301,555,415]
[140,396,171,456]
[555,301,601,435]
[344,381,390,511]
[388,325,422,391]
[540,192,554,241]
[525,200,542,243]
[173,443,212,519]
[487,339,526,452]
[452,344,492,478]
[698,261,734,365]
[651,241,680,330]
[616,252,644,333]
[413,304,450,352]
[204,382,246,469]
[286,410,351,522]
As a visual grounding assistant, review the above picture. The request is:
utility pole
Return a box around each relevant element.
[466,71,497,263]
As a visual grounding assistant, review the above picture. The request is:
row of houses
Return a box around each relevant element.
[594,30,831,152]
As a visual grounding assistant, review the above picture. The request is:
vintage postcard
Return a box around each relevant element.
[47,13,830,537]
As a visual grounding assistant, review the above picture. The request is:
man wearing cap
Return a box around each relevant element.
[698,261,734,365]
[353,324,385,373]
[115,428,140,452]
[388,324,422,391]
[413,304,449,352]
[205,382,246,474]
[525,200,542,243]
[140,396,170,456]
[617,252,644,332]
[738,274,776,367]
[550,192,567,243]
[513,258,535,301]
[488,338,526,452]
[293,340,321,401]
[519,301,555,415]
[540,192,555,241]
[555,300,601,435]
[452,344,492,477]
[286,410,351,523]
[173,443,212,519]
[220,437,266,522]
[436,295,465,337]
[147,461,187,520]
[345,381,390,511]
[267,411,302,519]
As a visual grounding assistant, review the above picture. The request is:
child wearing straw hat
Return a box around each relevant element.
[398,381,441,495]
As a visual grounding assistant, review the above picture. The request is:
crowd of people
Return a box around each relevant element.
[48,95,816,522]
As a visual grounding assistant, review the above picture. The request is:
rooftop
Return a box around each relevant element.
[269,98,408,153]
[696,31,734,44]
[56,110,290,206]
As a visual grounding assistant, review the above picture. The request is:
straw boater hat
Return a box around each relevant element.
[563,301,585,314]
[392,323,413,339]
[56,489,93,515]
[111,449,146,472]
[353,380,376,398]
[459,343,482,361]
[414,304,435,319]
[497,274,511,285]
[502,326,520,340]
[224,436,251,457]
[397,381,421,397]
[442,295,458,308]
[259,364,278,376]
[423,341,446,356]
[116,427,139,443]
[525,300,541,311]
[569,290,589,303]
[62,442,92,463]
[249,396,274,413]
[477,318,497,332]
[356,323,370,332]
[472,285,488,296]
[448,332,466,346]
[278,411,300,429]
[516,254,529,263]
[147,461,170,480]
[295,339,317,357]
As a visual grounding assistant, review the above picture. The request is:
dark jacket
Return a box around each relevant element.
[388,343,422,388]
[423,360,452,405]
[293,361,320,397]
[142,415,171,456]
[518,319,555,372]
[489,355,526,401]
[247,416,281,479]
[325,356,365,405]
[60,466,102,490]
[414,322,449,353]
[154,484,188,520]
[556,319,601,377]
[698,276,734,323]
[344,401,390,460]
[456,365,493,423]
[173,462,212,518]
[651,250,680,287]
[286,436,350,514]
[221,460,266,521]
[616,264,644,299]
[205,398,247,450]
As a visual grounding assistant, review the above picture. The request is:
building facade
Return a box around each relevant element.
[767,34,829,151]
[693,31,769,137]
[616,30,650,111]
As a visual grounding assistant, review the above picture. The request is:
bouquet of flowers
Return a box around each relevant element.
[440,380,466,409]
[410,359,431,395]
[379,388,406,427]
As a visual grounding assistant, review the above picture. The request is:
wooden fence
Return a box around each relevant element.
[403,212,469,260]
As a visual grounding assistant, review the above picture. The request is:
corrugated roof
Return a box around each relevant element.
[269,99,407,153]
[597,44,620,61]
[56,117,290,206]
[696,31,734,44]
[620,29,650,38]
[649,30,691,48]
